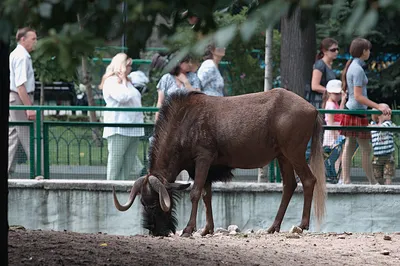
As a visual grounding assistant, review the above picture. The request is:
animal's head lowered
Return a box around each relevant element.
[112,175,190,236]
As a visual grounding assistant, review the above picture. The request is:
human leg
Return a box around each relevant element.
[357,138,377,184]
[8,128,20,174]
[383,154,395,185]
[372,155,384,185]
[341,137,357,184]
[106,134,130,180]
[121,137,140,180]
[335,151,343,183]
[8,93,30,175]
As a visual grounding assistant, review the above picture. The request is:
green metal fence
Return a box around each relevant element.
[8,106,400,183]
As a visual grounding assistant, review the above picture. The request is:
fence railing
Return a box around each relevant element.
[9,106,400,182]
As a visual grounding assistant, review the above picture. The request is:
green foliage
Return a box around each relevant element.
[215,9,281,95]
[31,27,102,90]
[2,0,400,104]
[160,7,281,97]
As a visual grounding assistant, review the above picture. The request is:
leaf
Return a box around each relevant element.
[162,47,190,74]
[58,43,71,72]
[356,8,379,36]
[240,17,258,42]
[0,19,12,44]
[192,35,213,56]
[98,0,111,11]
[379,0,394,8]
[99,243,107,247]
[344,0,366,36]
[63,0,74,10]
[214,24,237,49]
[38,2,53,18]
[330,0,347,18]
[258,0,289,27]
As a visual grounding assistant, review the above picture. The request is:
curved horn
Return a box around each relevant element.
[113,176,145,211]
[148,175,171,212]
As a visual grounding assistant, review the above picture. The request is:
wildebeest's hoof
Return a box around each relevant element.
[267,225,280,234]
[298,223,309,231]
[289,226,303,234]
[201,229,213,237]
[181,232,192,237]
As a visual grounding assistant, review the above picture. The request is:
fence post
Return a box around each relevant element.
[43,122,49,179]
[29,122,35,179]
[35,108,41,176]
[275,160,281,183]
[268,160,275,182]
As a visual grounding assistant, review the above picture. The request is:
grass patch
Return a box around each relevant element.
[47,126,151,167]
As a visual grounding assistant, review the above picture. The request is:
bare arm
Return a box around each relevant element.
[311,69,326,94]
[155,90,165,122]
[17,85,35,120]
[339,91,347,109]
[183,81,200,91]
[177,73,200,91]
[354,86,379,109]
[354,86,391,115]
[17,85,33,105]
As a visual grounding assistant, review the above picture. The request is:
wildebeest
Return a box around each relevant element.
[113,89,326,237]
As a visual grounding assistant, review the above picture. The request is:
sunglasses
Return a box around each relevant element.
[329,48,340,52]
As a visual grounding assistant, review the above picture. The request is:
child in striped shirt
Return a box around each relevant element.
[370,104,395,185]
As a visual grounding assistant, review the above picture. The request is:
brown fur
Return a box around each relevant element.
[113,89,326,236]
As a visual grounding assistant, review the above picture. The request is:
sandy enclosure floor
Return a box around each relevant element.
[8,227,400,266]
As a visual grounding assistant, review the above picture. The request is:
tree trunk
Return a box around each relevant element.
[81,57,97,123]
[40,82,44,106]
[77,13,101,146]
[258,26,273,183]
[81,57,101,146]
[264,27,273,93]
[0,40,9,265]
[280,7,316,96]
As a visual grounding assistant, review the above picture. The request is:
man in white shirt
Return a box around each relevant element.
[8,27,37,176]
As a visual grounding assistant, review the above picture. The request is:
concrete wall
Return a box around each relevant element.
[8,179,400,235]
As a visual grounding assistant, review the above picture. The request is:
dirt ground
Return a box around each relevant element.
[8,227,400,266]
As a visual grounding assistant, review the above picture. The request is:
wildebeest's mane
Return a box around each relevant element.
[141,189,182,236]
[207,165,234,183]
[148,90,203,170]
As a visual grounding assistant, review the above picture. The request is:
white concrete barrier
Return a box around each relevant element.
[8,179,400,235]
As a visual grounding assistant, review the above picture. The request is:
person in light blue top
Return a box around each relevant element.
[155,54,201,121]
[339,38,391,185]
[345,57,369,110]
[197,43,226,96]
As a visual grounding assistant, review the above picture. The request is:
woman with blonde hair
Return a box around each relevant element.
[100,53,145,180]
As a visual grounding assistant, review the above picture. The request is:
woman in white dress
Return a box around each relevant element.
[100,53,145,180]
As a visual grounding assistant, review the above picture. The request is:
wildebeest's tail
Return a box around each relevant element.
[309,114,326,228]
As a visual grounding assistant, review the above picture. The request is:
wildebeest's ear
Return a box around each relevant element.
[167,183,191,191]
